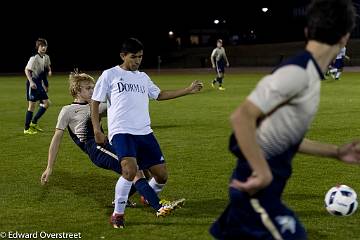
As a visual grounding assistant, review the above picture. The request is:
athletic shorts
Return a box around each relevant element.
[111,133,165,170]
[26,80,48,102]
[209,172,307,240]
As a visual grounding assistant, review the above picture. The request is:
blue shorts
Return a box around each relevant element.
[26,80,48,102]
[216,61,225,74]
[333,58,344,69]
[209,172,307,240]
[85,139,121,174]
[111,133,165,170]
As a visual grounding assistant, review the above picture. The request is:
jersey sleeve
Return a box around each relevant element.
[247,65,308,114]
[55,107,70,130]
[146,74,161,100]
[92,71,109,102]
[25,57,35,72]
[211,49,217,58]
[46,55,51,67]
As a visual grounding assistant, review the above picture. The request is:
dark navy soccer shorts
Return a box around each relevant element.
[26,80,48,102]
[210,173,307,240]
[111,133,165,170]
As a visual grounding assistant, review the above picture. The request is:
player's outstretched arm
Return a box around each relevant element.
[229,100,273,195]
[41,129,64,185]
[157,80,203,101]
[299,138,360,164]
[91,100,106,145]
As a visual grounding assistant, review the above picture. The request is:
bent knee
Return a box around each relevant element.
[153,172,168,184]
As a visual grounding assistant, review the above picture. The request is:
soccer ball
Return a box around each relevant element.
[324,184,358,216]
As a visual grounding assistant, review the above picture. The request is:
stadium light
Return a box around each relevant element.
[214,19,220,24]
[262,7,269,13]
[169,31,174,36]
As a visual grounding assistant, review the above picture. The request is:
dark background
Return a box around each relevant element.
[1,0,359,72]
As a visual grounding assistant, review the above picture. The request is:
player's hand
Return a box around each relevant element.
[229,171,273,196]
[30,82,37,89]
[41,168,52,185]
[338,140,360,164]
[212,64,215,69]
[48,71,52,77]
[226,63,230,67]
[44,86,49,92]
[94,131,107,146]
[188,80,203,94]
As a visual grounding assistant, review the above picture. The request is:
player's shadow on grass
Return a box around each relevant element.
[43,169,116,206]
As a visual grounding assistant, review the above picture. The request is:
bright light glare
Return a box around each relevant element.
[262,7,268,12]
[214,19,220,24]
[169,31,174,36]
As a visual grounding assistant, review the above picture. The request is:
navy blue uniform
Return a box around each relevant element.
[210,51,324,240]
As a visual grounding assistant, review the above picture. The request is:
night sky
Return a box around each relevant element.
[2,0,358,72]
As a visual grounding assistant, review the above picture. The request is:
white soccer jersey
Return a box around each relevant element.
[25,54,51,80]
[56,103,107,142]
[92,66,161,141]
[248,51,323,159]
[336,47,346,60]
[211,47,228,62]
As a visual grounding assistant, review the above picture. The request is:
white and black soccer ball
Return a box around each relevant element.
[324,185,358,216]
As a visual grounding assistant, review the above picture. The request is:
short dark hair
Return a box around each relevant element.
[121,38,144,54]
[36,38,48,49]
[217,39,223,44]
[306,0,356,45]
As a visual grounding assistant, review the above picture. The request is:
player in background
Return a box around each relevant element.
[40,71,183,228]
[210,0,359,239]
[328,46,350,80]
[211,39,230,91]
[91,38,203,228]
[24,38,52,135]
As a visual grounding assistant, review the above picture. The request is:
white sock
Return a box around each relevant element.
[335,71,341,79]
[148,177,165,195]
[114,176,133,215]
[330,68,338,74]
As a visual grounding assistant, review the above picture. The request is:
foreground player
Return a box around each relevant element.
[211,39,230,91]
[24,38,52,135]
[40,72,183,228]
[91,38,203,228]
[210,0,358,239]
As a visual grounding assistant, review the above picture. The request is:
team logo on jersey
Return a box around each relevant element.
[275,215,296,234]
[117,82,145,94]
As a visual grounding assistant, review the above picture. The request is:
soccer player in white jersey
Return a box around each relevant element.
[91,38,203,228]
[211,39,230,91]
[210,0,360,239]
[328,46,350,80]
[40,72,183,228]
[24,38,52,135]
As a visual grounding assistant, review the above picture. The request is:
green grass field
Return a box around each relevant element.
[1,70,360,240]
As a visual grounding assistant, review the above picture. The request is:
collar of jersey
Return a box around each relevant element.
[72,102,88,105]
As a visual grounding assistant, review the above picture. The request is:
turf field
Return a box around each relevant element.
[1,70,360,239]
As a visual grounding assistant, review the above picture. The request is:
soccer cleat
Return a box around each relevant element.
[156,206,172,217]
[24,128,38,135]
[161,198,186,209]
[211,82,215,88]
[30,122,44,132]
[156,198,186,217]
[218,86,226,91]
[110,213,125,229]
